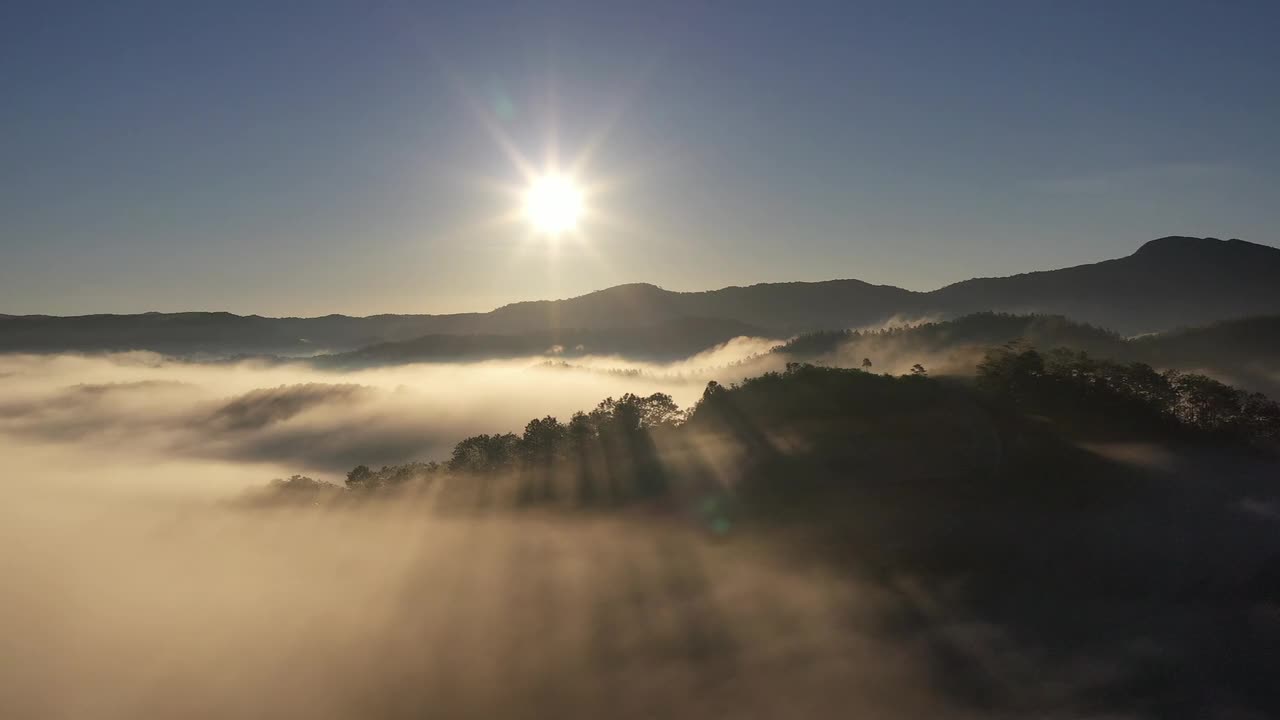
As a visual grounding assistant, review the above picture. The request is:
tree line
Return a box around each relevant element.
[977,342,1280,444]
[267,344,1280,502]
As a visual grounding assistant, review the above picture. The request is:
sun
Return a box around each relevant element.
[523,175,583,235]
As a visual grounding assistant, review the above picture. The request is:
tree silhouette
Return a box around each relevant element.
[346,464,373,490]
[520,416,566,500]
[449,433,520,474]
[315,344,1280,509]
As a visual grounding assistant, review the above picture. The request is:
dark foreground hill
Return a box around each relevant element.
[2,236,1277,356]
[260,354,1280,718]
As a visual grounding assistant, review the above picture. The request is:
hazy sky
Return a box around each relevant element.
[3,0,1278,316]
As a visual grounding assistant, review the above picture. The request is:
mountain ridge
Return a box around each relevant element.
[2,236,1277,355]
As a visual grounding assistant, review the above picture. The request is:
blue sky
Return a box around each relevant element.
[3,0,1278,315]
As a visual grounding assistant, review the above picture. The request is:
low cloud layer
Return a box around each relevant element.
[0,351,765,485]
[0,348,1027,720]
[2,348,1274,718]
[0,331,1031,492]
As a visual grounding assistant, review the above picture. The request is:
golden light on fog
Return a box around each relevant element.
[523,175,583,235]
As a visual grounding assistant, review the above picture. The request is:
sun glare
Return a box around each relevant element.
[523,175,583,235]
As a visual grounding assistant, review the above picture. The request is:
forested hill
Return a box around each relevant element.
[770,312,1280,398]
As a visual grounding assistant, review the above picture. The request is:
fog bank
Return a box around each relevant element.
[0,351,765,485]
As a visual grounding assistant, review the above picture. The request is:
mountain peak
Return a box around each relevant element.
[1133,235,1262,257]
[1135,235,1218,254]
[588,282,667,296]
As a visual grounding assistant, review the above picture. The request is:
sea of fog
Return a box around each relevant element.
[0,340,782,492]
[0,346,1051,719]
[4,345,1241,718]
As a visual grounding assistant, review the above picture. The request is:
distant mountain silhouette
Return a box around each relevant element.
[480,236,1280,335]
[924,236,1280,332]
[2,236,1276,355]
[0,311,477,356]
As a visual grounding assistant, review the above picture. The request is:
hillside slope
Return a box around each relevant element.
[923,236,1280,333]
